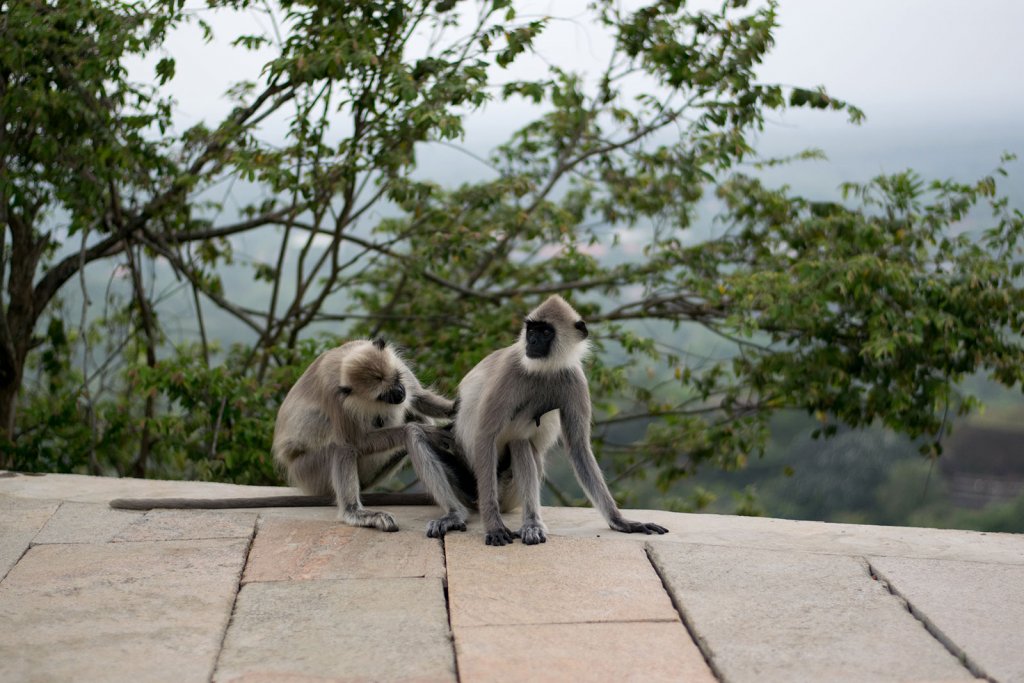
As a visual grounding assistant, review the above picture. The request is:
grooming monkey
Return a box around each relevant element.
[452,295,669,546]
[111,339,473,537]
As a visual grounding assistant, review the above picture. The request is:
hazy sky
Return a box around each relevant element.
[753,1,1024,191]
[763,0,1024,122]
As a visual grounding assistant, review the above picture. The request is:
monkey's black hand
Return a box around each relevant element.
[484,525,516,546]
[421,425,457,454]
[517,524,547,545]
[610,518,669,535]
[447,397,460,418]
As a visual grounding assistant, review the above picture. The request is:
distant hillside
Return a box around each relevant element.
[942,423,1024,509]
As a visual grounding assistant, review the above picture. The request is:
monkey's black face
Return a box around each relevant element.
[524,320,556,359]
[378,381,406,405]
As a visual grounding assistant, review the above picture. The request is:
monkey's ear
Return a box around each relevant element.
[575,320,589,339]
[373,337,387,350]
[337,386,353,397]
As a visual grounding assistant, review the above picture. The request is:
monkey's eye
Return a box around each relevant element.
[542,328,554,338]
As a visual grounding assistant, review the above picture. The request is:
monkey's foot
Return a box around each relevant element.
[610,517,668,535]
[517,524,547,545]
[484,525,516,546]
[343,508,399,532]
[426,513,467,539]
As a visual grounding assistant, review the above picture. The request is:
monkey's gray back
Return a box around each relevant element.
[273,351,333,466]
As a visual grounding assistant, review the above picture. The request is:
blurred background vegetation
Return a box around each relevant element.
[2,0,1022,533]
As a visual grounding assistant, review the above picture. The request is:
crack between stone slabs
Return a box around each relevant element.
[863,557,995,683]
[27,498,63,542]
[1,536,36,587]
[440,534,463,683]
[0,498,63,585]
[644,542,725,682]
[207,515,260,683]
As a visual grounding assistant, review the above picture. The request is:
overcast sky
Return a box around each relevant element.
[763,0,1024,121]
[753,1,1024,192]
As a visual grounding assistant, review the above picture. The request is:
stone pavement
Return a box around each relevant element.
[1,472,1022,683]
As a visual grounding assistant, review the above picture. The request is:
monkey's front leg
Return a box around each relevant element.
[340,426,417,531]
[329,444,399,532]
[410,387,456,419]
[510,440,546,545]
[561,410,669,536]
[474,438,516,546]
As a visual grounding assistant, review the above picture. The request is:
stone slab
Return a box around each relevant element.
[33,500,142,544]
[455,621,716,683]
[870,556,1024,683]
[214,578,456,683]
[243,517,444,582]
[0,494,58,581]
[112,509,257,542]
[544,506,1024,565]
[0,538,250,683]
[445,534,678,628]
[648,542,974,683]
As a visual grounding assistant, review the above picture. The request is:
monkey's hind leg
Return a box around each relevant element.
[291,445,399,532]
[406,424,469,538]
[510,440,547,545]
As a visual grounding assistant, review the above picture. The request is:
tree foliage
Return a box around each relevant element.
[2,1,1021,510]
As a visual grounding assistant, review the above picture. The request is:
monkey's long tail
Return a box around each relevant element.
[108,492,435,510]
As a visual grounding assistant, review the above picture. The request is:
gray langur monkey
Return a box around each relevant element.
[272,338,470,535]
[111,338,473,537]
[452,295,669,546]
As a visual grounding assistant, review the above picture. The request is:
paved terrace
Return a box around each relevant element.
[1,472,1022,683]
